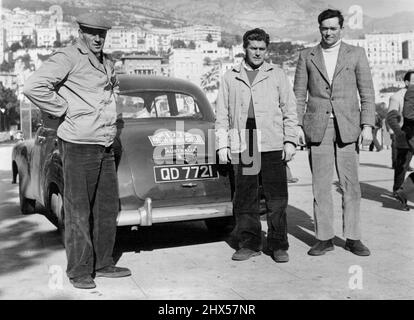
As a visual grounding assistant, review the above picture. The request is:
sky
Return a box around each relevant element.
[326,0,414,18]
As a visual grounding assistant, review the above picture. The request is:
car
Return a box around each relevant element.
[9,130,24,141]
[12,75,234,244]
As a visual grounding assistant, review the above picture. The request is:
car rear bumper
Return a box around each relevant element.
[116,198,233,226]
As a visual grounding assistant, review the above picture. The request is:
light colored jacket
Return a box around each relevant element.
[294,42,375,144]
[215,61,298,153]
[23,38,118,147]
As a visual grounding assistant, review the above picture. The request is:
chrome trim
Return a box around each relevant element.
[116,198,232,227]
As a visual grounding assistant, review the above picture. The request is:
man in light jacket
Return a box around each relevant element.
[215,28,298,263]
[24,12,131,289]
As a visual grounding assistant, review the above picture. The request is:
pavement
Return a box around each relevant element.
[0,142,413,300]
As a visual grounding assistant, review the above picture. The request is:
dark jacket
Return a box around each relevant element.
[388,85,414,150]
[402,85,414,150]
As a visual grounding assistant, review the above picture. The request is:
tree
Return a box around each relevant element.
[21,35,34,49]
[188,40,196,49]
[235,34,242,44]
[10,42,22,53]
[148,48,157,55]
[203,57,212,66]
[0,83,19,131]
[206,33,213,43]
[111,51,125,61]
[62,35,76,46]
[0,60,14,73]
[172,39,186,49]
[53,40,62,48]
[218,32,242,48]
[18,54,32,70]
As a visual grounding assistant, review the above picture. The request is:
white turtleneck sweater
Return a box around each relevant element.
[321,39,341,84]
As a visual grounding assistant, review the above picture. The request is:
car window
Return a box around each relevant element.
[117,91,202,119]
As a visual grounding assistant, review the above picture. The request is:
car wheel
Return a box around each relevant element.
[204,216,235,235]
[50,191,65,247]
[18,173,36,215]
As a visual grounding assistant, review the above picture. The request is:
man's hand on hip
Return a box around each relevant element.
[283,143,296,162]
[218,147,232,163]
[361,126,373,146]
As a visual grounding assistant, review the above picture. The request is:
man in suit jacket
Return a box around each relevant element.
[294,9,375,256]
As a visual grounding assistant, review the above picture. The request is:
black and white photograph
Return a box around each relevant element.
[0,0,413,305]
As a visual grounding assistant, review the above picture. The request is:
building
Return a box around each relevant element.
[14,58,34,101]
[36,27,57,47]
[342,38,367,49]
[13,47,54,70]
[145,27,173,53]
[121,54,163,75]
[169,48,204,86]
[105,26,146,52]
[365,33,404,65]
[231,44,244,60]
[0,72,17,90]
[344,32,414,66]
[344,32,414,97]
[0,6,5,62]
[56,21,78,43]
[2,8,36,46]
[172,25,222,43]
[196,41,229,61]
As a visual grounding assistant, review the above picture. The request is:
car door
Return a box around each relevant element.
[30,113,60,205]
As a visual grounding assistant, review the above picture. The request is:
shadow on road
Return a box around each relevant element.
[0,170,63,297]
[360,182,413,210]
[260,205,345,256]
[113,203,346,263]
[113,221,229,263]
[360,162,392,170]
[333,180,408,211]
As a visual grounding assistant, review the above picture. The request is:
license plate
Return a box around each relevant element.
[153,164,219,183]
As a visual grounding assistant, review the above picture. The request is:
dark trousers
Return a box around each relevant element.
[232,119,288,251]
[394,147,413,192]
[60,140,119,279]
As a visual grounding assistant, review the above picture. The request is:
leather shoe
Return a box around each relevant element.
[273,249,289,263]
[95,265,132,278]
[394,191,409,211]
[345,239,370,256]
[307,239,334,256]
[70,275,96,289]
[231,248,261,261]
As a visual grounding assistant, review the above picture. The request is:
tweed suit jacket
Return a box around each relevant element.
[293,41,375,144]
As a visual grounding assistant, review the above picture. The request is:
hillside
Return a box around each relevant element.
[4,0,414,40]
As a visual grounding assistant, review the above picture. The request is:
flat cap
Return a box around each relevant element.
[76,12,112,30]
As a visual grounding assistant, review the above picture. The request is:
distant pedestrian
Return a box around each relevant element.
[369,103,386,152]
[391,84,414,211]
[386,71,414,197]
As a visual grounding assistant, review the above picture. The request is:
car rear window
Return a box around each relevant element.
[117,91,203,119]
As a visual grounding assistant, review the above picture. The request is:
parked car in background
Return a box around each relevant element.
[10,130,24,141]
[12,75,234,243]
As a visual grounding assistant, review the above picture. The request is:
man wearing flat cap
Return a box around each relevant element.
[24,12,131,289]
